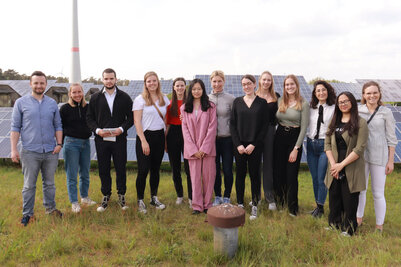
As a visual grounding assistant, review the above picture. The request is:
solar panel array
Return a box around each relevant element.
[329,82,363,100]
[1,77,400,163]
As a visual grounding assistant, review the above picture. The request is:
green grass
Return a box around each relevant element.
[0,163,400,266]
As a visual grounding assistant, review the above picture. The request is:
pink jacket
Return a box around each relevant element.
[181,103,217,159]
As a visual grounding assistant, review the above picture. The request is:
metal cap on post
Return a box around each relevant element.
[207,204,245,259]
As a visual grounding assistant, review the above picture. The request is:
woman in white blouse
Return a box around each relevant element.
[133,71,170,214]
[306,80,336,218]
[356,81,397,232]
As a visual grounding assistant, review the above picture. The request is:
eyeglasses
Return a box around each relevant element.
[338,100,350,106]
[242,82,253,87]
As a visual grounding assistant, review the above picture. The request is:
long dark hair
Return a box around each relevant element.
[310,80,336,109]
[327,91,359,137]
[184,79,211,113]
[170,77,187,117]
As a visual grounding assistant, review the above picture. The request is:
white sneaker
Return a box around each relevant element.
[97,195,109,212]
[188,199,192,209]
[138,199,147,214]
[213,196,223,206]
[81,197,96,206]
[268,202,277,211]
[249,200,261,207]
[176,197,183,205]
[118,194,129,210]
[150,196,166,210]
[71,202,81,213]
[237,204,245,209]
[341,231,351,237]
[249,205,258,220]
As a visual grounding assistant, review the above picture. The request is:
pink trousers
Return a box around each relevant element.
[188,156,216,211]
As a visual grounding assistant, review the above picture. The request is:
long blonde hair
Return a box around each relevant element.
[142,71,165,106]
[68,83,87,107]
[278,74,303,112]
[256,71,277,102]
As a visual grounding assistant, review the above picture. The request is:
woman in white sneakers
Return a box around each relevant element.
[165,77,192,207]
[356,81,397,232]
[60,83,96,213]
[133,71,169,213]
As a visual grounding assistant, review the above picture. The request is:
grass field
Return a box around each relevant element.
[0,162,400,266]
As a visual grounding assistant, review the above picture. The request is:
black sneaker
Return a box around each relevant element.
[21,215,31,226]
[310,207,319,215]
[150,196,166,210]
[97,195,110,212]
[118,194,129,210]
[312,204,324,218]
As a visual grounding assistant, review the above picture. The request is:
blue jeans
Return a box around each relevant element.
[63,136,91,203]
[214,137,234,198]
[306,138,328,205]
[21,149,59,216]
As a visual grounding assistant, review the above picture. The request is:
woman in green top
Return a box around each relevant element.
[273,74,310,216]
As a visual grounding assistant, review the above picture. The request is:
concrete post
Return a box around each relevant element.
[207,203,245,259]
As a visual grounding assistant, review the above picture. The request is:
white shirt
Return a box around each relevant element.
[133,94,170,131]
[307,103,335,139]
[359,104,397,166]
[103,88,116,114]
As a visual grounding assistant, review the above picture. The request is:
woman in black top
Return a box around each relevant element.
[60,83,95,213]
[230,74,270,220]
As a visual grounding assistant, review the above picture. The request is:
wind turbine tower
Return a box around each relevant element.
[70,0,82,83]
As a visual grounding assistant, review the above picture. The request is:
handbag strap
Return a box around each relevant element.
[150,97,164,120]
[367,105,380,124]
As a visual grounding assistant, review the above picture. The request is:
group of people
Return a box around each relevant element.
[11,69,396,237]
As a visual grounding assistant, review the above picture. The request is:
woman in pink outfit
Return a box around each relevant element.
[181,78,217,214]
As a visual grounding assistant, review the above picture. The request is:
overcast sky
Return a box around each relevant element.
[2,0,401,82]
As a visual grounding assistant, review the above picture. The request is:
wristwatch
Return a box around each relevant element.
[57,143,63,148]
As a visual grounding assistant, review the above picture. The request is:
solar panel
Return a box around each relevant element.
[330,83,362,100]
[1,77,400,163]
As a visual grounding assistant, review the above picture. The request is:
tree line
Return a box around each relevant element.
[0,68,130,86]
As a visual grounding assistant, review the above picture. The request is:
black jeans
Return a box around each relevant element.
[166,125,192,199]
[273,125,302,215]
[328,176,360,235]
[95,137,127,196]
[214,137,234,198]
[234,143,262,206]
[136,129,165,200]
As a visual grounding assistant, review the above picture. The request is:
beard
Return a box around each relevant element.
[105,85,115,90]
[32,88,45,96]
